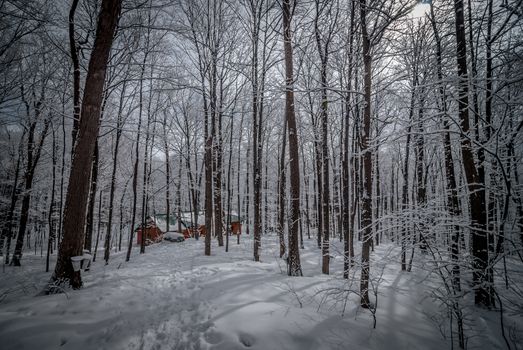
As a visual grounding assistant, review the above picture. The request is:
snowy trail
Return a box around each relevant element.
[0,235,494,350]
[0,243,214,350]
[192,242,449,350]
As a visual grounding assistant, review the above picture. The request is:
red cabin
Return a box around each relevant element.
[193,222,240,237]
[231,222,242,235]
[182,226,200,239]
[174,212,241,238]
[136,218,164,245]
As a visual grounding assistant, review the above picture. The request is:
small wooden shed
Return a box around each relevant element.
[136,217,164,245]
[170,211,242,238]
[228,212,242,235]
[197,212,242,236]
[231,221,242,235]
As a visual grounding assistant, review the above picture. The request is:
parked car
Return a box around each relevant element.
[164,231,185,242]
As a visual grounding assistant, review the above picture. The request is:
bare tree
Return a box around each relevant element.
[12,82,51,266]
[314,0,339,275]
[452,0,491,307]
[358,0,373,308]
[50,0,122,289]
[282,0,302,277]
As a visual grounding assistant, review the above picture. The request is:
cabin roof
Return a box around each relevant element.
[140,212,243,232]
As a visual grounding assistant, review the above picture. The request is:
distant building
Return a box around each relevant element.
[137,212,244,242]
[136,217,164,246]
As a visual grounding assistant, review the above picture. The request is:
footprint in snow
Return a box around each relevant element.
[238,332,255,347]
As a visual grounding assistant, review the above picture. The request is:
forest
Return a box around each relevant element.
[0,0,522,349]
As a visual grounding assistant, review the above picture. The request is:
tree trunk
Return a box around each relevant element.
[314,139,322,249]
[1,135,24,264]
[140,70,154,255]
[245,142,250,236]
[251,2,262,261]
[126,33,148,262]
[51,0,122,289]
[453,0,490,307]
[104,78,127,264]
[314,1,331,275]
[118,177,130,252]
[359,0,373,308]
[430,2,462,292]
[13,94,50,265]
[84,141,99,253]
[46,128,57,272]
[69,0,81,149]
[342,62,351,276]
[237,110,244,245]
[277,118,288,258]
[401,86,414,271]
[300,140,311,241]
[484,0,496,307]
[282,0,302,277]
[204,98,213,256]
[163,111,171,232]
[93,191,103,262]
[226,114,234,253]
[374,145,381,247]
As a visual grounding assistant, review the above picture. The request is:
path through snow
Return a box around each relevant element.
[1,234,513,349]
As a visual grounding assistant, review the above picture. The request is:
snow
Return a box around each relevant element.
[175,212,205,228]
[0,235,520,350]
[164,231,185,241]
[152,215,171,233]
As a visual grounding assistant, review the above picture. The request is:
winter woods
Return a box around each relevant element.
[0,0,522,349]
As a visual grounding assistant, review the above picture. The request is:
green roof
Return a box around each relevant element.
[152,212,242,232]
[153,214,178,232]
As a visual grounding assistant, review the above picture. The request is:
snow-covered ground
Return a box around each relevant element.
[0,234,520,350]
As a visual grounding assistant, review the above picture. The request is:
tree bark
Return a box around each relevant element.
[104,77,127,264]
[163,111,171,232]
[84,141,99,253]
[118,177,130,252]
[252,8,262,261]
[69,0,81,149]
[46,127,57,272]
[314,0,332,275]
[204,101,213,255]
[429,2,462,292]
[282,0,302,277]
[126,30,148,262]
[359,0,373,308]
[51,0,122,289]
[214,79,224,247]
[93,191,103,262]
[225,113,234,253]
[453,0,490,307]
[1,132,25,264]
[277,117,288,258]
[401,85,414,271]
